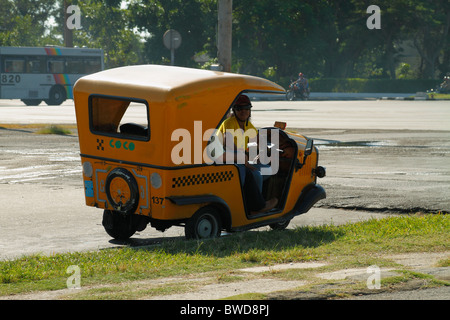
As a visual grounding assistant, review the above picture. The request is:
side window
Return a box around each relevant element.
[48,60,64,73]
[5,58,25,73]
[84,57,102,73]
[89,95,150,141]
[27,57,45,73]
[66,57,84,74]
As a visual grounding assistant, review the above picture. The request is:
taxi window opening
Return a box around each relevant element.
[89,95,149,141]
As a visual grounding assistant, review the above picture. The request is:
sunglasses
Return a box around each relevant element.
[234,105,252,111]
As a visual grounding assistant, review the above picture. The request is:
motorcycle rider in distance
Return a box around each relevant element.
[295,73,310,95]
[287,72,310,101]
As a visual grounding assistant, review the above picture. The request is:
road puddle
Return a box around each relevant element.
[0,148,81,184]
[315,140,395,148]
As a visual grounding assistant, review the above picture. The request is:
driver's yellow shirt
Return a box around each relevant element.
[217,116,257,151]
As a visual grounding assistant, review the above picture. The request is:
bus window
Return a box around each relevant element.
[66,57,84,74]
[27,57,45,73]
[48,60,65,74]
[85,58,102,74]
[5,58,25,73]
[66,57,101,74]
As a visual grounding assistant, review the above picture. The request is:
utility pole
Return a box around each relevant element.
[217,0,232,72]
[64,0,73,47]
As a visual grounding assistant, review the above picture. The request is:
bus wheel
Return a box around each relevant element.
[21,99,42,106]
[102,210,137,240]
[45,86,66,105]
[185,206,222,240]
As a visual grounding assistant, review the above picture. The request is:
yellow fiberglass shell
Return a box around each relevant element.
[74,65,285,168]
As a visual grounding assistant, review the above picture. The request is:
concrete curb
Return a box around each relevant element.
[249,92,437,101]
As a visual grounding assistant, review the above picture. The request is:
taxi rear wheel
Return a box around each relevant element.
[185,206,222,240]
[102,210,136,240]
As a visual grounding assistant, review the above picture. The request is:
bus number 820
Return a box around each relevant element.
[1,75,21,84]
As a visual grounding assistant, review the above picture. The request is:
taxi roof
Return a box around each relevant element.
[74,64,285,102]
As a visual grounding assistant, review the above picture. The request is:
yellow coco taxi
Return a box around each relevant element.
[73,65,326,240]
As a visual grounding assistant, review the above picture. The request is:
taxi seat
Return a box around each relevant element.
[120,123,148,137]
[262,135,296,206]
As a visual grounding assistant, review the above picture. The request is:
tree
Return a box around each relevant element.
[49,0,144,68]
[77,0,144,68]
[232,0,320,78]
[410,0,450,79]
[128,0,216,67]
[2,0,447,81]
[0,0,57,46]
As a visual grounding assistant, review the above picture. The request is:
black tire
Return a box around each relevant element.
[185,206,222,240]
[102,210,137,240]
[21,99,42,106]
[286,90,295,101]
[269,219,291,230]
[105,168,139,213]
[45,86,66,105]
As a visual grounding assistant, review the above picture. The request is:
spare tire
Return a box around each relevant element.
[105,168,139,213]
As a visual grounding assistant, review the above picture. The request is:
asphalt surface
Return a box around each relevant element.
[0,98,449,300]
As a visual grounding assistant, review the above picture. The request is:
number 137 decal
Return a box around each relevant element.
[151,196,164,205]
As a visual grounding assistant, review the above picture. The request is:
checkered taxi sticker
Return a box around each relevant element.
[172,171,234,188]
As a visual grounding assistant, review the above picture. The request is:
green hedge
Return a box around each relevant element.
[308,78,441,93]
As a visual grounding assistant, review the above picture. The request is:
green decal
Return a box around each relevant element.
[109,139,135,151]
[123,141,135,151]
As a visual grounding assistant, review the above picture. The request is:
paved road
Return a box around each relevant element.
[1,98,450,130]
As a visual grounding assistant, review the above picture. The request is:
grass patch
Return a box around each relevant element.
[0,124,77,130]
[428,93,450,100]
[0,214,448,297]
[35,125,72,135]
[437,258,450,267]
[222,293,267,300]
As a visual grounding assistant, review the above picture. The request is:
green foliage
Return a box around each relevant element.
[0,0,57,46]
[1,0,448,80]
[309,78,441,93]
[74,0,144,68]
[396,63,413,79]
[127,0,216,67]
[35,125,72,135]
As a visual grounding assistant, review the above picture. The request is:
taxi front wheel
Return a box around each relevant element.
[185,206,222,240]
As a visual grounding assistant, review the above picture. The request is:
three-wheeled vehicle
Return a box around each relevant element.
[73,65,326,240]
